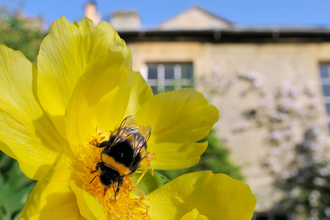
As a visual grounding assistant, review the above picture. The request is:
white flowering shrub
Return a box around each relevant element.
[201,67,330,219]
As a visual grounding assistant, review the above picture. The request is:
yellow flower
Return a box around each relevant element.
[0,17,256,219]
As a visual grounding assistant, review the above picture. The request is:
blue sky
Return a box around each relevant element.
[2,0,330,29]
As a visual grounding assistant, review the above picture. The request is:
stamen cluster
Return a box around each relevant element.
[74,128,153,219]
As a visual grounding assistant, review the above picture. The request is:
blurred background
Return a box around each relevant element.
[2,0,330,219]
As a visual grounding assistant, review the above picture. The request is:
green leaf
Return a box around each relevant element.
[0,159,35,219]
[0,153,14,173]
[8,163,33,190]
[132,170,168,196]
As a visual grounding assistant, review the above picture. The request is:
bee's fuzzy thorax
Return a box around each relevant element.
[72,125,153,219]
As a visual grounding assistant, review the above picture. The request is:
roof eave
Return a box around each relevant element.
[118,27,330,43]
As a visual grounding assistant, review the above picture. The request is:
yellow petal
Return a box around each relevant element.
[135,89,219,170]
[69,180,106,220]
[147,171,256,220]
[94,71,153,134]
[149,142,208,170]
[0,45,66,180]
[123,71,154,117]
[37,17,132,141]
[96,20,132,70]
[181,209,209,220]
[65,51,129,149]
[19,149,83,220]
[66,70,152,154]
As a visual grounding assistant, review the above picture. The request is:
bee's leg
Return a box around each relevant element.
[90,174,100,184]
[96,141,109,148]
[111,183,117,203]
[103,186,109,197]
[91,162,103,173]
[113,177,123,204]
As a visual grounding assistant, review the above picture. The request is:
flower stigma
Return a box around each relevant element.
[72,127,155,220]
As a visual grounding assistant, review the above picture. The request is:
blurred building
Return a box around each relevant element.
[111,10,141,31]
[84,1,101,27]
[90,4,330,220]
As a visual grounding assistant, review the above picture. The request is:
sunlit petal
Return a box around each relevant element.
[93,71,153,134]
[65,51,129,151]
[37,17,132,141]
[135,89,219,169]
[70,180,106,220]
[18,150,83,220]
[0,45,66,180]
[181,209,209,220]
[147,171,256,220]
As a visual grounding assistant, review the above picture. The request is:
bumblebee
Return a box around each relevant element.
[90,115,151,202]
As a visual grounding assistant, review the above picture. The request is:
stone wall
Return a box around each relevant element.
[127,41,330,212]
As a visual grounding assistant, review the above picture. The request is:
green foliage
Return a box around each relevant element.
[0,7,43,219]
[0,7,45,62]
[276,128,330,219]
[0,152,36,220]
[133,170,169,196]
[160,129,244,181]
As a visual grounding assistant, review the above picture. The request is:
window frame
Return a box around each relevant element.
[319,63,330,134]
[145,62,194,94]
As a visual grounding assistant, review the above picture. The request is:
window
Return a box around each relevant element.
[319,63,330,133]
[146,62,194,94]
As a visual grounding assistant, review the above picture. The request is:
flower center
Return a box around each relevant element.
[74,128,154,219]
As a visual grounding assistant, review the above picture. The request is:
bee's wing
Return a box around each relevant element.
[132,125,151,157]
[112,115,151,156]
[121,115,139,131]
[112,115,139,145]
[138,125,151,142]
